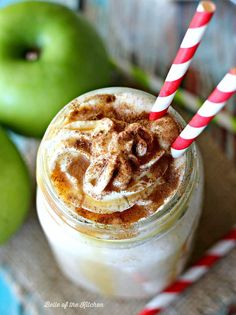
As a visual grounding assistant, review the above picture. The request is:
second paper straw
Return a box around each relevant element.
[171,68,236,158]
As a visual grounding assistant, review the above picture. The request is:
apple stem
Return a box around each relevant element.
[25,50,39,61]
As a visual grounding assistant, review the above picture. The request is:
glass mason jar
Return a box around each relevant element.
[36,87,204,299]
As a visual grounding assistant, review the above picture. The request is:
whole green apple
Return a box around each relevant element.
[0,127,31,244]
[0,1,112,137]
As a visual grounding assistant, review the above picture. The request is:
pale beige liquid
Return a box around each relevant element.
[37,88,203,298]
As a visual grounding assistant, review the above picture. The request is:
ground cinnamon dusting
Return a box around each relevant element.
[49,93,183,226]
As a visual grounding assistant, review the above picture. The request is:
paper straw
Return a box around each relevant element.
[113,59,236,134]
[138,225,236,315]
[171,68,236,158]
[149,1,216,121]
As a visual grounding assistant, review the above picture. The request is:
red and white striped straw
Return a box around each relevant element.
[171,68,236,158]
[149,1,215,121]
[138,225,236,315]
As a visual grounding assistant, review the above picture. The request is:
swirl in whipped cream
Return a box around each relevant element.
[45,93,184,217]
[84,118,165,197]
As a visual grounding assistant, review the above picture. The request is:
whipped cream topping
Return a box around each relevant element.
[84,118,165,197]
[44,91,184,217]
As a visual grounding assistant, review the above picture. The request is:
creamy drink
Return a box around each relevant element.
[36,87,203,298]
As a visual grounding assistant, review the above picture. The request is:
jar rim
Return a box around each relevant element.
[37,87,198,242]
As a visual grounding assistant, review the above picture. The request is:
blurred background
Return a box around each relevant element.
[1,0,235,161]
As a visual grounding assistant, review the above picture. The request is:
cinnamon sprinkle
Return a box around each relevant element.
[49,94,183,226]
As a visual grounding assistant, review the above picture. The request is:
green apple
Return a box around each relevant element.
[0,127,31,244]
[0,1,112,137]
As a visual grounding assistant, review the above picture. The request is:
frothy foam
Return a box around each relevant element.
[43,89,185,224]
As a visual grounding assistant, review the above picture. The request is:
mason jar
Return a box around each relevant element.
[36,87,204,299]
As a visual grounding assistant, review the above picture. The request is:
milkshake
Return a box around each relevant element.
[36,87,203,298]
